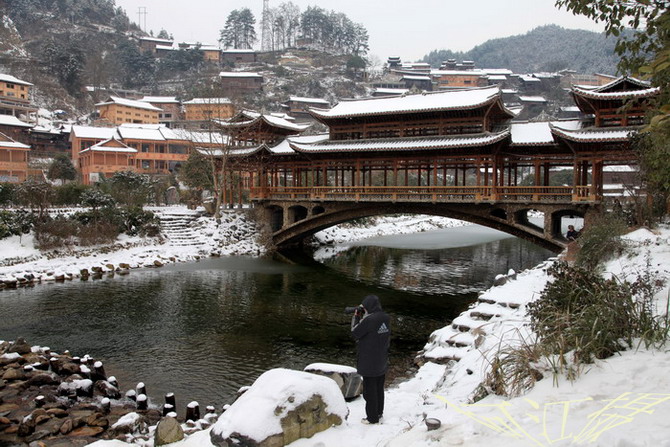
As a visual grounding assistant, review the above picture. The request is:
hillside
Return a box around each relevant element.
[422,25,622,74]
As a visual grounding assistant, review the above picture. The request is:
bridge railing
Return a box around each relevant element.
[251,185,596,203]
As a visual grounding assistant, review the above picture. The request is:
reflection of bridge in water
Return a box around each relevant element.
[225,78,658,252]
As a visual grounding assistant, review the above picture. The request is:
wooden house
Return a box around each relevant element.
[141,96,182,126]
[182,98,235,123]
[283,97,331,119]
[0,131,30,183]
[0,114,33,143]
[95,96,162,126]
[115,124,191,175]
[139,36,174,54]
[219,72,264,94]
[222,49,257,64]
[431,70,488,89]
[78,138,137,185]
[0,73,37,120]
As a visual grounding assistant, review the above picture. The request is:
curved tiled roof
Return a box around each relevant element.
[309,86,512,120]
[572,86,660,101]
[289,131,510,153]
[550,124,637,143]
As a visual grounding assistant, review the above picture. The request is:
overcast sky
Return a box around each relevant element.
[113,0,605,62]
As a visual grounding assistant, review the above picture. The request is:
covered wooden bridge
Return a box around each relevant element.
[221,77,658,251]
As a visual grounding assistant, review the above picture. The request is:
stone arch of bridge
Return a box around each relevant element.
[262,201,596,253]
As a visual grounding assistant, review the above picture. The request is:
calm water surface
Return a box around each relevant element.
[0,225,553,410]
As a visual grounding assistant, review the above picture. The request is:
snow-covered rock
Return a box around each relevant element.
[210,368,348,447]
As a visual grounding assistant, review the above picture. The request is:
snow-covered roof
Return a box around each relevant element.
[519,75,541,83]
[80,138,137,154]
[519,96,547,103]
[141,96,179,104]
[178,129,229,146]
[402,75,432,81]
[551,124,637,143]
[431,69,487,77]
[71,125,119,140]
[116,124,187,141]
[0,115,33,128]
[487,75,508,81]
[183,97,232,105]
[156,45,175,51]
[269,134,329,155]
[219,110,310,133]
[219,71,263,78]
[482,68,513,76]
[0,132,30,149]
[373,88,410,95]
[572,85,660,100]
[310,86,509,120]
[95,96,163,112]
[0,73,33,86]
[222,49,256,54]
[288,96,330,105]
[140,36,173,44]
[510,122,554,145]
[289,131,510,153]
[509,121,580,146]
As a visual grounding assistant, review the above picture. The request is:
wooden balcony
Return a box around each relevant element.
[0,161,28,170]
[250,185,598,204]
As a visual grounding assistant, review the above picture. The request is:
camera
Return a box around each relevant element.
[344,305,364,315]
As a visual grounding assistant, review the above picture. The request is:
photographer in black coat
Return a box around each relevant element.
[351,294,390,424]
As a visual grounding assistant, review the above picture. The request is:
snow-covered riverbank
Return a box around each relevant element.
[2,208,669,447]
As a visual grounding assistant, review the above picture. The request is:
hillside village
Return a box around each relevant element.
[0,48,633,192]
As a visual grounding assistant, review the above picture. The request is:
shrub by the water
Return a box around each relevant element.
[528,261,666,363]
[575,212,629,267]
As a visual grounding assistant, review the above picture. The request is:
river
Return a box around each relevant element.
[0,224,553,411]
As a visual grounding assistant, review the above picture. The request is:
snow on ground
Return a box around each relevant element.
[90,224,670,447]
[4,209,668,447]
[0,206,264,283]
[312,215,468,260]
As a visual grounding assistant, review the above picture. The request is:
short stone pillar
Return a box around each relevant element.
[304,362,363,400]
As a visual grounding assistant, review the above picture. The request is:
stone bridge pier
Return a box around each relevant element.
[257,200,601,253]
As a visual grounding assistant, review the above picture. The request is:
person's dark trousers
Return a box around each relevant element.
[362,374,385,423]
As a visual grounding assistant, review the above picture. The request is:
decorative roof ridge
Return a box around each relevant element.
[288,129,510,152]
[310,85,507,120]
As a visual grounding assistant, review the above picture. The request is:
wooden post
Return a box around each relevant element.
[186,401,200,422]
[93,361,106,381]
[125,390,137,401]
[101,397,111,413]
[136,382,147,397]
[137,394,148,411]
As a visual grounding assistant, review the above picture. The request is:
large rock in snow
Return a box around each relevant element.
[304,362,363,400]
[210,368,348,447]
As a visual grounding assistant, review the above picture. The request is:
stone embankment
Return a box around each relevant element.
[0,338,218,446]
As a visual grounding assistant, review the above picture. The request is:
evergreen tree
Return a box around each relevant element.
[219,8,257,49]
[47,154,77,184]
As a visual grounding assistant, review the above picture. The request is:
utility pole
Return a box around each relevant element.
[137,7,147,33]
[261,0,272,52]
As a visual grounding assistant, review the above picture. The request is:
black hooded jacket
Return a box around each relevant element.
[351,295,390,377]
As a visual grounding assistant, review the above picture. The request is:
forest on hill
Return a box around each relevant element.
[422,25,623,75]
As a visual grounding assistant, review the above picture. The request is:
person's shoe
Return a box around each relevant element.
[378,415,384,423]
[361,418,378,425]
